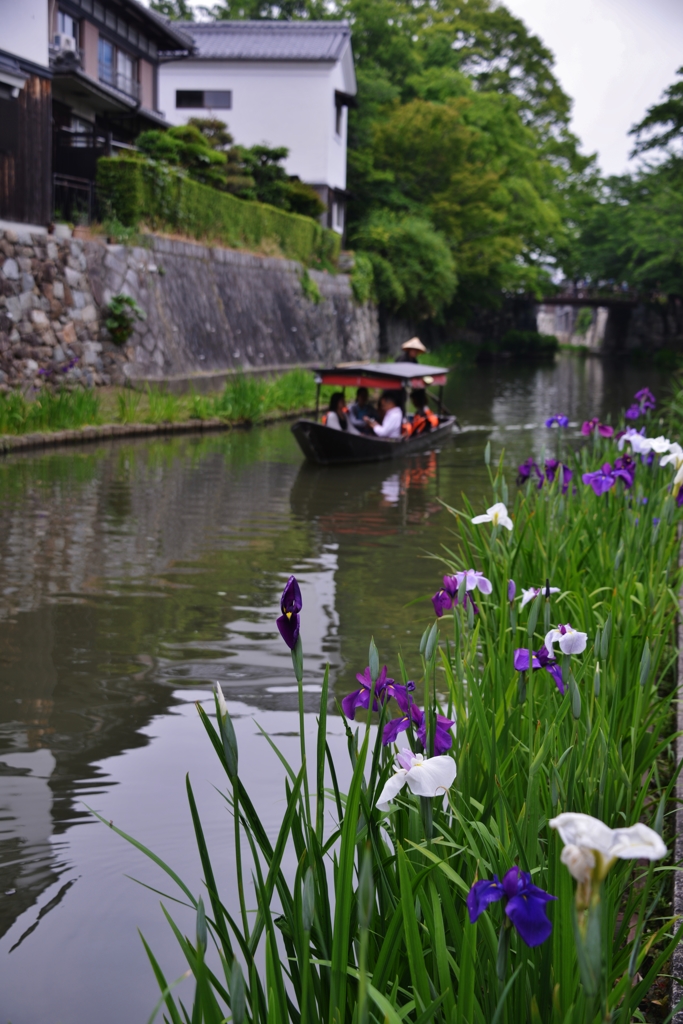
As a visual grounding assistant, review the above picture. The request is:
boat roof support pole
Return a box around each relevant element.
[315,381,321,422]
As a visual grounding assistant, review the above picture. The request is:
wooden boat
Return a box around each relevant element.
[291,362,457,465]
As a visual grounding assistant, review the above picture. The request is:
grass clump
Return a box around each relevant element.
[92,388,683,1023]
[189,369,326,423]
[0,388,101,435]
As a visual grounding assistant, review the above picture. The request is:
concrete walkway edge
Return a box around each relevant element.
[0,409,312,455]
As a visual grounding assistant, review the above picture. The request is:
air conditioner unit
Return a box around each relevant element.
[54,34,77,53]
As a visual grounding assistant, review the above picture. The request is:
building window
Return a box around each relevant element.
[335,103,343,136]
[332,199,345,233]
[56,10,78,43]
[176,90,232,109]
[98,37,138,99]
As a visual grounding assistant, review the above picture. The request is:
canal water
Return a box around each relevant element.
[0,354,669,1023]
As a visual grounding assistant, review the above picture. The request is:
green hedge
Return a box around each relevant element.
[97,157,340,266]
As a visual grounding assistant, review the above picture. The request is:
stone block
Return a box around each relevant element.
[4,230,17,243]
[17,246,34,258]
[31,310,49,328]
[25,358,38,373]
[5,296,21,319]
[58,321,77,346]
[19,292,32,311]
[82,341,102,365]
[17,258,32,273]
[65,266,80,288]
[21,273,35,292]
[72,290,86,309]
[53,344,65,363]
[53,281,64,300]
[81,305,97,323]
[47,242,59,260]
[69,240,83,257]
[2,259,19,281]
[42,282,53,301]
[0,240,13,258]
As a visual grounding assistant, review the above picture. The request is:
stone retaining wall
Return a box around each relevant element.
[0,227,378,391]
[0,227,126,389]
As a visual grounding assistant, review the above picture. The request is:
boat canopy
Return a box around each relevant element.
[314,362,449,390]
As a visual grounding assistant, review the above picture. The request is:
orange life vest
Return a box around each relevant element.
[408,407,439,436]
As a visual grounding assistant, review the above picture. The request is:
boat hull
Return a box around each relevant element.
[291,417,457,465]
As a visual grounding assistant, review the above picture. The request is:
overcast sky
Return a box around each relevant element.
[157,0,683,177]
[503,0,683,175]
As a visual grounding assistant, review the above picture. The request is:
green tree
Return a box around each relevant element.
[136,124,230,190]
[353,212,457,319]
[149,0,194,19]
[203,0,327,19]
[630,67,683,156]
[187,118,256,194]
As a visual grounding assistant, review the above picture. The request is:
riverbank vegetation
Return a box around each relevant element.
[95,385,683,1022]
[0,370,328,436]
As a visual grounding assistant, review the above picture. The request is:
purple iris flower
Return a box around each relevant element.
[545,415,569,428]
[653,517,661,526]
[583,459,635,495]
[467,867,556,947]
[517,458,543,488]
[277,575,302,650]
[625,388,655,420]
[635,387,656,407]
[432,571,487,618]
[342,664,394,720]
[382,688,454,755]
[581,418,614,438]
[677,490,683,508]
[614,454,636,488]
[544,459,572,493]
[582,463,616,496]
[508,579,516,602]
[513,645,565,695]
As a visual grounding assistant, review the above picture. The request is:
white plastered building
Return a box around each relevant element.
[158,20,356,235]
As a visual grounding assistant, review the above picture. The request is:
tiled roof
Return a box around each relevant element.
[175,20,351,62]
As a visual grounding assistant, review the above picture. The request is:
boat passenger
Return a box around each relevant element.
[323,392,348,431]
[409,389,439,435]
[395,337,428,364]
[365,390,403,439]
[348,387,377,434]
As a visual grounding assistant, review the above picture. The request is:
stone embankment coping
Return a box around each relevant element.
[129,361,320,394]
[0,407,314,455]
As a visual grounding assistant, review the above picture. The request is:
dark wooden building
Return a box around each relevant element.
[0,54,52,226]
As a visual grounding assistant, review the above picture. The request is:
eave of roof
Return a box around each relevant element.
[118,0,193,48]
[173,19,352,64]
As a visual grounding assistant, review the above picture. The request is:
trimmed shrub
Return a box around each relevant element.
[97,158,144,227]
[96,157,340,267]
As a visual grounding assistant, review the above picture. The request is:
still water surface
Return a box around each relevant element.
[0,355,669,1023]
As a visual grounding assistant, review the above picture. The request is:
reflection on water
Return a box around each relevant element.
[0,355,669,1023]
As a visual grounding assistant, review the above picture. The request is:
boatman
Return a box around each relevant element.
[365,391,403,439]
[395,337,427,364]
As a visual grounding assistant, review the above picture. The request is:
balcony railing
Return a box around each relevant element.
[98,63,140,101]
